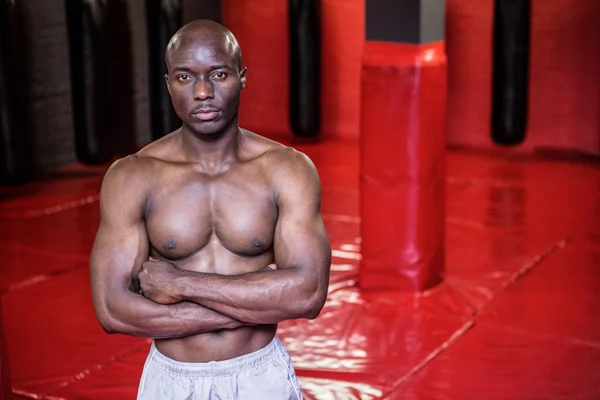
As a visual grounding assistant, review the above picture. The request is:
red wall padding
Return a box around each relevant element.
[527,0,600,154]
[224,0,600,155]
[446,0,600,155]
[445,0,493,150]
[222,0,364,141]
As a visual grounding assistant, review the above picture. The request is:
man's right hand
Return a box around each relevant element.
[138,259,183,305]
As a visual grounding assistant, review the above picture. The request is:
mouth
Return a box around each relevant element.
[191,110,221,121]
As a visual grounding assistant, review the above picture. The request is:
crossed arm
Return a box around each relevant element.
[140,151,331,324]
[90,150,331,339]
[90,157,251,339]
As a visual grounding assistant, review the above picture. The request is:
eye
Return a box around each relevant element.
[177,74,191,82]
[213,71,227,80]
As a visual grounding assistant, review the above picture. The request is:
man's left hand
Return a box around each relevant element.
[138,259,183,305]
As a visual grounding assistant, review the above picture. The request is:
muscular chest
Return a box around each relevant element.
[145,168,277,259]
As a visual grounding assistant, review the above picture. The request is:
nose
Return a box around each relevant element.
[193,78,214,101]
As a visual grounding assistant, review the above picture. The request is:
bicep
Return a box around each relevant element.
[274,212,330,273]
[89,160,149,324]
[90,220,148,311]
[273,153,331,276]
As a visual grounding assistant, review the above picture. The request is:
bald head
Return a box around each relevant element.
[165,19,242,71]
[163,20,247,137]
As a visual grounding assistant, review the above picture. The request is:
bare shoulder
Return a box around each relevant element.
[102,153,147,188]
[269,146,318,182]
[241,130,320,200]
[99,152,154,213]
[242,130,318,181]
[102,130,180,191]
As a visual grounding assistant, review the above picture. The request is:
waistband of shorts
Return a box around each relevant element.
[148,335,286,377]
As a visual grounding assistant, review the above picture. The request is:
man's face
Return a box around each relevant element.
[165,38,246,136]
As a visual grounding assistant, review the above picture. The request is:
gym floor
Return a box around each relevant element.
[1,138,599,399]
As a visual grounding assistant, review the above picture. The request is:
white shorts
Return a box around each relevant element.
[137,336,303,400]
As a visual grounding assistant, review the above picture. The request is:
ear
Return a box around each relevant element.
[240,67,247,90]
[164,74,171,96]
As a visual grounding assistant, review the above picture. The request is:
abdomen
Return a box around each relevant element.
[155,324,277,362]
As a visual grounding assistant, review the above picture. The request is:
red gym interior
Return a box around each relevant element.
[1,0,600,399]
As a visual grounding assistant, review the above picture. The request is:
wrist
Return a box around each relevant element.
[171,269,193,302]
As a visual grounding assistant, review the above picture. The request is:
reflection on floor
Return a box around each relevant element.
[1,139,599,399]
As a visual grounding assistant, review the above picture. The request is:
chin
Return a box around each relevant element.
[185,121,225,136]
[190,115,237,136]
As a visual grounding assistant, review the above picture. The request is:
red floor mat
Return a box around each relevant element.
[394,325,600,400]
[3,267,145,397]
[477,234,600,344]
[2,142,600,399]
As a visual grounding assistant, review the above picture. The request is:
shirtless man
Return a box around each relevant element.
[89,20,331,399]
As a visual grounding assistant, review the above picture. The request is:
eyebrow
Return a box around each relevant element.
[172,66,192,73]
[171,65,233,73]
[210,64,233,71]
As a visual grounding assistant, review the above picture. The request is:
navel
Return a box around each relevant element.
[210,329,226,338]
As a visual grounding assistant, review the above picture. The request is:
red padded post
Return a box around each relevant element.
[359,41,447,291]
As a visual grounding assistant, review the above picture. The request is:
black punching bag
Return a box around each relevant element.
[491,0,531,146]
[105,0,137,156]
[65,0,114,165]
[289,0,321,138]
[0,0,33,185]
[146,0,182,140]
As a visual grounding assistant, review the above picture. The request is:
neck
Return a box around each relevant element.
[179,116,242,172]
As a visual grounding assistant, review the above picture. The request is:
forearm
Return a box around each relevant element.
[173,268,324,324]
[98,291,248,339]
